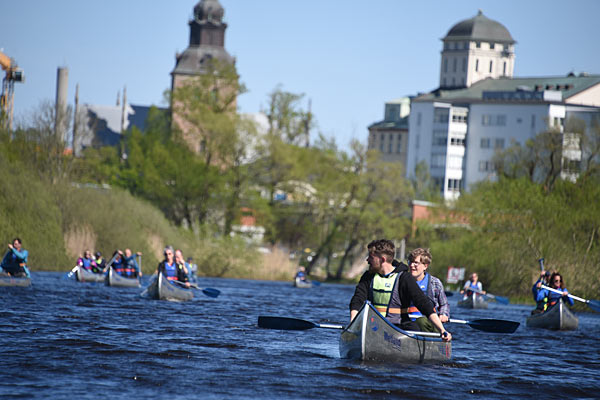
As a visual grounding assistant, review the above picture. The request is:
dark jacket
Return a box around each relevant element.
[349,260,435,319]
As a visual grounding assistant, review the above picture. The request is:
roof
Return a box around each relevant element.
[368,116,409,130]
[171,46,235,76]
[444,10,515,44]
[413,74,600,103]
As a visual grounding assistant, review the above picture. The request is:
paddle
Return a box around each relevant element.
[257,316,443,338]
[444,291,454,297]
[541,285,600,312]
[408,314,519,333]
[171,279,221,298]
[471,288,510,305]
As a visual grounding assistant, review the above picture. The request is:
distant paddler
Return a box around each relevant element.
[1,238,30,277]
[460,272,486,300]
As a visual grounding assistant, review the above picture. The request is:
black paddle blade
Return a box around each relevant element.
[469,319,520,333]
[444,291,454,297]
[202,288,220,298]
[258,316,316,330]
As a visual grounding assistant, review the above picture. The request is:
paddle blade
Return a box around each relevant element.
[202,288,220,298]
[468,319,520,333]
[311,280,321,286]
[492,295,510,305]
[258,316,316,330]
[444,291,454,297]
[587,299,600,312]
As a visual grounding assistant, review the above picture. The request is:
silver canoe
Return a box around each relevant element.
[75,266,105,283]
[106,267,141,288]
[0,274,31,287]
[339,301,451,363]
[144,272,193,301]
[526,299,578,331]
[293,277,312,288]
[457,293,488,309]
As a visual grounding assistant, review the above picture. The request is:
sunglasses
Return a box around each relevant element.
[553,279,562,282]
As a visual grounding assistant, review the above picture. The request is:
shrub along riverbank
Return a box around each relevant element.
[0,156,297,280]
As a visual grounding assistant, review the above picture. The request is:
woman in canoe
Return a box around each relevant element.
[156,245,189,287]
[1,238,30,277]
[460,272,486,300]
[534,272,574,311]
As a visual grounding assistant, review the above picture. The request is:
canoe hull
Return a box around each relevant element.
[526,300,578,331]
[457,294,488,309]
[145,273,193,301]
[0,275,31,287]
[339,302,451,363]
[293,277,312,288]
[107,267,140,288]
[75,266,105,283]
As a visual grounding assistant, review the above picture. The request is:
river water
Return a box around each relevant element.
[1,272,599,399]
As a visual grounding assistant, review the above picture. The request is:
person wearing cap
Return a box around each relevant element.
[94,251,107,273]
[1,238,30,277]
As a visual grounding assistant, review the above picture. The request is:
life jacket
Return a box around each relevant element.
[370,272,399,317]
[80,257,93,271]
[123,257,138,277]
[112,258,126,275]
[409,273,433,320]
[163,262,178,281]
[546,288,565,309]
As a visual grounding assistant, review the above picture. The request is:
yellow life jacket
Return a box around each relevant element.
[371,272,398,316]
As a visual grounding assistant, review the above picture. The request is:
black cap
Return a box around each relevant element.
[95,251,101,258]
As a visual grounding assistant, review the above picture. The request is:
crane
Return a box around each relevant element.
[0,51,25,131]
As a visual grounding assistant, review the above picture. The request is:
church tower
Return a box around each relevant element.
[171,0,235,91]
[439,10,515,89]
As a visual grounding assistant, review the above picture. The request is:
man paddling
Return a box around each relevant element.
[349,239,451,342]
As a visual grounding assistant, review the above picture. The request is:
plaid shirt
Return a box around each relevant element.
[429,274,450,318]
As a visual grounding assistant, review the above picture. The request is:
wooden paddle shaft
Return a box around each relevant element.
[542,285,587,303]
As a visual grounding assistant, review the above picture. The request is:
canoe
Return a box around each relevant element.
[457,293,488,309]
[293,277,312,288]
[106,267,141,288]
[0,274,31,287]
[526,299,578,331]
[144,272,193,301]
[75,266,105,283]
[339,301,451,363]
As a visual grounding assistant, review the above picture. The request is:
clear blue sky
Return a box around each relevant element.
[2,0,599,150]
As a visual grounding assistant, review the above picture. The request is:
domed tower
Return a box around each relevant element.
[171,0,235,88]
[439,10,515,89]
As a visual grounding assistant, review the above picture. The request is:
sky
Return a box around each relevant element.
[2,0,599,151]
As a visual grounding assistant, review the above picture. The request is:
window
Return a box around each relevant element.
[476,42,481,48]
[434,108,449,123]
[452,77,455,86]
[480,138,491,149]
[495,138,505,149]
[379,141,384,152]
[496,115,506,126]
[489,60,493,73]
[417,112,422,126]
[479,160,495,172]
[490,43,495,50]
[447,179,461,192]
[452,114,467,123]
[396,140,402,153]
[462,58,467,72]
[503,61,507,76]
[475,59,479,72]
[433,131,447,146]
[380,133,384,142]
[453,58,457,72]
[388,142,393,153]
[450,137,465,146]
[444,58,448,73]
[482,115,492,126]
[531,115,536,129]
[431,154,446,168]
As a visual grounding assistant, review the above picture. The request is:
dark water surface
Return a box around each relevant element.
[1,272,599,399]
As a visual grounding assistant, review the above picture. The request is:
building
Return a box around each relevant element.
[170,0,236,153]
[385,10,600,201]
[367,98,410,169]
